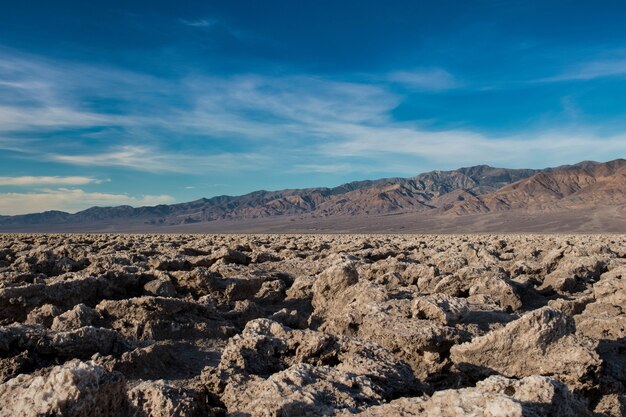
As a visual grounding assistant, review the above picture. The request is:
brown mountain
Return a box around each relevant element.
[0,159,624,232]
[0,164,537,228]
[441,159,626,215]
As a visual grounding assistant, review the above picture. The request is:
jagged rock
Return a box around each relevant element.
[216,363,383,416]
[594,393,626,417]
[0,360,126,417]
[24,304,60,327]
[128,380,220,417]
[149,256,192,271]
[286,275,315,299]
[96,296,233,340]
[0,324,131,360]
[143,278,177,297]
[451,306,602,390]
[254,279,286,302]
[340,375,592,417]
[213,248,250,266]
[0,273,149,324]
[0,351,34,384]
[1,234,625,416]
[204,319,418,415]
[412,294,470,325]
[468,272,522,312]
[540,255,607,294]
[51,303,101,331]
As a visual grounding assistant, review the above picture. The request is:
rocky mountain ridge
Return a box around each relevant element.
[0,159,624,230]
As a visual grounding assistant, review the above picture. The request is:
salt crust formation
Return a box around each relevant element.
[0,234,624,416]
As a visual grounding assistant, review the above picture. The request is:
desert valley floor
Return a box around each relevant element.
[0,233,625,416]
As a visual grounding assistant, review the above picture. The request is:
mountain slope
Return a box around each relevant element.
[441,159,626,214]
[0,165,537,227]
[0,159,624,231]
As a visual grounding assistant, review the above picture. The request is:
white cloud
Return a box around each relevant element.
[1,47,624,183]
[46,145,271,174]
[321,123,626,169]
[290,163,356,174]
[388,69,458,90]
[0,176,103,186]
[180,18,217,28]
[48,146,183,173]
[543,57,626,82]
[0,188,175,215]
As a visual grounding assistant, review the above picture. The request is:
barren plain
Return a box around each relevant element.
[0,233,625,416]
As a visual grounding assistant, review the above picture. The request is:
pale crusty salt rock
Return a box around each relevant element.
[0,272,150,324]
[1,233,626,416]
[594,393,626,417]
[338,386,524,417]
[468,274,522,312]
[450,306,602,390]
[575,302,626,341]
[24,303,60,327]
[351,300,464,379]
[208,318,416,396]
[0,324,131,360]
[285,274,316,299]
[309,264,463,378]
[547,294,594,316]
[220,363,382,417]
[254,279,286,302]
[224,299,265,328]
[149,256,192,271]
[128,380,219,417]
[575,267,626,341]
[311,262,359,311]
[204,319,418,415]
[271,308,309,329]
[0,350,33,384]
[474,375,592,417]
[51,303,101,331]
[251,250,281,263]
[412,294,470,325]
[212,247,251,265]
[433,255,468,275]
[539,255,607,294]
[309,262,389,331]
[0,360,126,417]
[143,278,177,297]
[340,375,592,417]
[168,267,223,299]
[96,296,232,341]
[592,266,626,306]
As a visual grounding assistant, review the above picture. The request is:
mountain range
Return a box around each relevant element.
[1,159,625,232]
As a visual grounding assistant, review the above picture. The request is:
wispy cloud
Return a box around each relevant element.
[387,68,458,91]
[542,57,626,82]
[46,145,271,174]
[0,188,175,215]
[47,146,185,173]
[180,18,217,28]
[322,125,626,169]
[0,176,105,186]
[1,47,624,183]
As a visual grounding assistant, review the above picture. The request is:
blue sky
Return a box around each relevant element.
[1,0,626,214]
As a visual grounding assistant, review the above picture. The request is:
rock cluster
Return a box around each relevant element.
[0,233,624,416]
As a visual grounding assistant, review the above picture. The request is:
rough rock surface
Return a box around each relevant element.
[0,233,624,415]
[0,360,126,417]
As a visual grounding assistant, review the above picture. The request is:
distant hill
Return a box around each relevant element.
[440,159,626,215]
[0,159,624,232]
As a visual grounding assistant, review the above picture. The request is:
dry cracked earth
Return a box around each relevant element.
[0,234,625,417]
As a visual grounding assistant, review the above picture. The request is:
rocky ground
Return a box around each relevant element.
[0,234,624,417]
